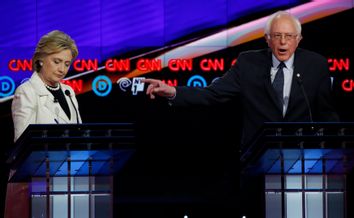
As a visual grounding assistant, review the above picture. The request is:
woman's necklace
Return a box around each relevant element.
[45,83,60,91]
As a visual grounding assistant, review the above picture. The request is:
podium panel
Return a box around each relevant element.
[240,122,354,218]
[241,122,354,174]
[6,123,136,218]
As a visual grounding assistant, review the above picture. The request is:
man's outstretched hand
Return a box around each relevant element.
[143,78,176,99]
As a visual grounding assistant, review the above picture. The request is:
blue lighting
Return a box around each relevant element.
[0,0,298,96]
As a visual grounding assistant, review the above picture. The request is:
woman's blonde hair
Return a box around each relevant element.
[32,30,78,72]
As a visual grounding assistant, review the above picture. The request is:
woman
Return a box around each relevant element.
[12,30,82,142]
[6,30,82,218]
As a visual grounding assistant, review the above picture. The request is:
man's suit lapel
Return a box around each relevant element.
[286,51,304,116]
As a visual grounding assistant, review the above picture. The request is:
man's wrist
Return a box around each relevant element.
[167,92,176,100]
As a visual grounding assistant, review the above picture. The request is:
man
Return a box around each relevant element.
[143,10,339,217]
[144,11,339,149]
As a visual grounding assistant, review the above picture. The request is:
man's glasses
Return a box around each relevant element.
[269,33,298,41]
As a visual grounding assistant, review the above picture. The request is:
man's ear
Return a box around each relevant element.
[264,34,270,47]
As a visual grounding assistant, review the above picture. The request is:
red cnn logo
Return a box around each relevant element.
[137,59,162,71]
[168,59,192,72]
[105,59,130,72]
[328,58,350,72]
[73,59,98,72]
[342,79,354,92]
[162,79,178,86]
[8,59,32,71]
[200,59,224,71]
[61,79,83,93]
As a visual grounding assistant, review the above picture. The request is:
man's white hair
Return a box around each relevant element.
[264,11,302,35]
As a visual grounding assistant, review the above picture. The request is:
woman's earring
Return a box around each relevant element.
[39,61,43,66]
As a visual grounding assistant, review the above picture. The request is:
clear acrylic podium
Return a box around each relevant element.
[6,123,136,218]
[240,122,354,218]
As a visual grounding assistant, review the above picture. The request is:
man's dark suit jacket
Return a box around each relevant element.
[171,48,339,148]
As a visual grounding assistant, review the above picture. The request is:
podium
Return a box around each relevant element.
[240,122,354,218]
[6,123,136,218]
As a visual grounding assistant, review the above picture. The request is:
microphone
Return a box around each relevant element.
[65,89,79,124]
[54,107,60,124]
[296,73,313,123]
[53,98,59,103]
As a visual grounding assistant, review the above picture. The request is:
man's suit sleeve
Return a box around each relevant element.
[171,55,242,106]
